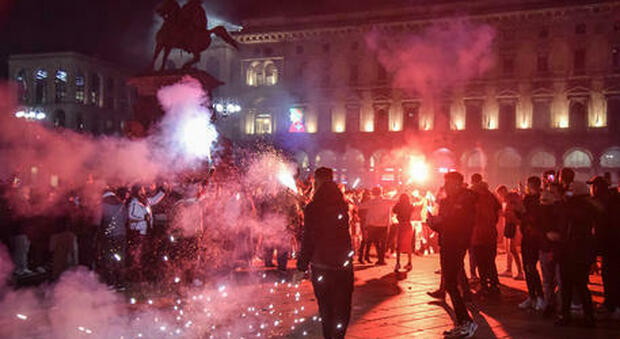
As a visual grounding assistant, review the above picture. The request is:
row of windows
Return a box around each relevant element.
[15,69,127,109]
[244,100,608,135]
[243,46,620,88]
[299,147,620,172]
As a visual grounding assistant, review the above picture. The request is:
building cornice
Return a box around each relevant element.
[234,1,620,44]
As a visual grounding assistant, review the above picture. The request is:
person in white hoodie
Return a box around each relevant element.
[127,184,165,282]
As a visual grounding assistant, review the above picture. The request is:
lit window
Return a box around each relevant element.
[555,115,569,128]
[16,70,28,103]
[564,149,591,168]
[255,114,272,134]
[530,151,556,168]
[90,73,102,107]
[246,61,262,87]
[332,110,345,133]
[482,98,498,130]
[75,73,85,104]
[600,148,620,168]
[361,110,374,132]
[264,63,278,86]
[450,101,465,131]
[55,70,67,104]
[516,97,533,129]
[34,69,48,104]
[588,91,607,128]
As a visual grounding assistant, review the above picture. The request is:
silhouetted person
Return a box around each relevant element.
[428,172,478,338]
[588,176,620,318]
[298,167,353,339]
[518,176,544,311]
[555,181,596,327]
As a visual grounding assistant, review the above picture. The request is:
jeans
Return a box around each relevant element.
[11,234,30,272]
[367,226,388,263]
[473,244,498,290]
[441,246,472,325]
[521,239,543,299]
[539,250,560,309]
[559,257,593,319]
[311,266,354,339]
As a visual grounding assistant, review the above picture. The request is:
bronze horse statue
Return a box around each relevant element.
[151,0,239,71]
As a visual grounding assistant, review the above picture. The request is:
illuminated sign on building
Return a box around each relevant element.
[289,108,306,133]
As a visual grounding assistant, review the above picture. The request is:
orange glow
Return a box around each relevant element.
[407,156,429,183]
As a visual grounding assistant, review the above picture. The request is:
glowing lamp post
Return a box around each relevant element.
[212,98,241,121]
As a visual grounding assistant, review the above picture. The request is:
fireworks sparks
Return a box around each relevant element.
[16,313,28,320]
[113,253,122,261]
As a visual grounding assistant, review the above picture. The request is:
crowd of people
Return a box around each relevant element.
[1,164,619,339]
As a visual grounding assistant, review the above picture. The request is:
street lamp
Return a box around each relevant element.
[14,108,46,121]
[212,98,242,118]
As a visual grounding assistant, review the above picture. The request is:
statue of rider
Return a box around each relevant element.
[178,0,208,49]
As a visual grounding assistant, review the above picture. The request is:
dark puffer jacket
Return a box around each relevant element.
[297,181,352,271]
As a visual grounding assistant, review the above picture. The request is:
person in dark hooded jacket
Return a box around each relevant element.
[555,181,597,327]
[297,167,353,339]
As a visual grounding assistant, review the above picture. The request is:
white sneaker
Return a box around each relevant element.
[518,298,533,309]
[535,297,545,311]
[445,321,477,338]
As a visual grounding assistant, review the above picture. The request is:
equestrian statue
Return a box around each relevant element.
[151,0,239,71]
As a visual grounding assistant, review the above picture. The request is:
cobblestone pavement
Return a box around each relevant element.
[3,252,619,339]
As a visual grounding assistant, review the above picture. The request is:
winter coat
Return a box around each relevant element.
[472,189,501,246]
[128,191,165,235]
[100,192,127,238]
[557,195,597,263]
[298,181,352,271]
[431,188,477,250]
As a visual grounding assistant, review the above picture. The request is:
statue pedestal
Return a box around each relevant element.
[126,68,223,135]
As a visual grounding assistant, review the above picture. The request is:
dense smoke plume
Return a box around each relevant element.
[365,21,496,98]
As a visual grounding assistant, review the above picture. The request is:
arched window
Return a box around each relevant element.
[295,151,310,171]
[497,148,522,168]
[75,72,85,104]
[53,109,66,128]
[105,78,115,109]
[90,73,102,107]
[530,151,556,168]
[564,149,592,168]
[16,70,28,103]
[55,70,68,103]
[600,147,620,168]
[432,148,456,171]
[343,148,365,175]
[264,62,278,86]
[315,150,339,169]
[465,149,486,168]
[246,61,262,87]
[254,113,272,134]
[34,69,48,104]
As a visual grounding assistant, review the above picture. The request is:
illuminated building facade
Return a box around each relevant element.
[209,1,620,186]
[8,52,133,135]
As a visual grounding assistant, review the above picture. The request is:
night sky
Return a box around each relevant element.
[0,0,460,77]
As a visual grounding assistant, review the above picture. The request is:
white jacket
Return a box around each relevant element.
[360,197,395,227]
[128,191,165,235]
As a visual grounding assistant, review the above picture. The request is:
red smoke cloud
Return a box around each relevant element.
[365,21,496,98]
